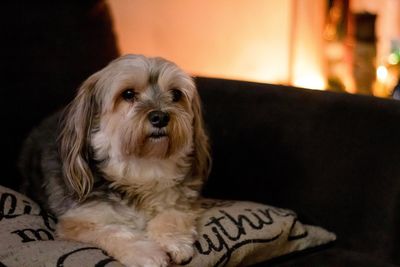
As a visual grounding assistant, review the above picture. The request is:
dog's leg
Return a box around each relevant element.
[57,202,169,267]
[147,209,198,264]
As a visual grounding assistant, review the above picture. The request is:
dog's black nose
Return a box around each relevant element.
[148,111,170,128]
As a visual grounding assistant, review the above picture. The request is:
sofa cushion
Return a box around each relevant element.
[184,199,336,267]
[0,185,335,266]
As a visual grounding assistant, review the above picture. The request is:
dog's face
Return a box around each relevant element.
[92,55,197,160]
[59,55,210,198]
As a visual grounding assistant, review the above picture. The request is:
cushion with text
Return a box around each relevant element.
[0,185,335,267]
[183,199,336,267]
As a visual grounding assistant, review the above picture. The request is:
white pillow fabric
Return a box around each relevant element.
[0,186,335,267]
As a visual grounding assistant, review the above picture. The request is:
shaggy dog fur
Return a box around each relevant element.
[19,54,211,267]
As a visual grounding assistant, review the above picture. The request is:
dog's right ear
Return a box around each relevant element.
[59,73,100,200]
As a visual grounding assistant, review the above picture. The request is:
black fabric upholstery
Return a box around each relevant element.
[196,77,400,266]
[255,247,400,267]
[2,1,119,190]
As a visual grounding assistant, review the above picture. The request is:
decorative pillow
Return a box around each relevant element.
[0,186,122,267]
[184,199,336,267]
[0,186,335,267]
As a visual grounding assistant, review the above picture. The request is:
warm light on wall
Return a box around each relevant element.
[377,65,388,83]
[290,0,326,90]
[107,0,327,90]
[294,75,326,90]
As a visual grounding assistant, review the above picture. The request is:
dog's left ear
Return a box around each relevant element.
[191,89,211,186]
[58,73,100,200]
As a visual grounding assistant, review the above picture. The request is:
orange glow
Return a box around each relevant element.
[107,0,326,90]
[377,65,388,83]
[294,75,326,90]
[291,0,327,90]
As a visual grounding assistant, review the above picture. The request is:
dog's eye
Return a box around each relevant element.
[121,89,136,102]
[171,89,182,102]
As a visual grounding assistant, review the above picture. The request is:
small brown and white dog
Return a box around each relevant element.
[19,54,211,267]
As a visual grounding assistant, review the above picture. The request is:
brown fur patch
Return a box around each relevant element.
[57,217,169,266]
[147,209,199,264]
[147,210,197,237]
[57,218,97,240]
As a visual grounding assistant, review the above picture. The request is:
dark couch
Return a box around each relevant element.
[197,78,400,267]
[3,1,400,266]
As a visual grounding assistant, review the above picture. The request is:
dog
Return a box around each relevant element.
[18,54,211,267]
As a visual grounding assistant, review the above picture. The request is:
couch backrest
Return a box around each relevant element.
[3,1,119,190]
[196,77,400,264]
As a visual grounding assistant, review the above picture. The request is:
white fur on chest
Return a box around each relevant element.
[104,156,195,214]
[91,129,192,189]
[91,128,195,212]
[106,156,189,188]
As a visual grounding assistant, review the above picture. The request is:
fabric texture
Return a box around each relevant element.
[196,77,400,265]
[0,186,335,267]
[184,199,336,267]
[2,1,119,190]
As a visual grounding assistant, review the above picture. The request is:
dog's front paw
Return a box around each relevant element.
[155,232,196,265]
[165,238,195,265]
[147,210,199,264]
[118,240,170,267]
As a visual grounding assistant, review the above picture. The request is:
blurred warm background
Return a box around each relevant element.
[107,0,400,97]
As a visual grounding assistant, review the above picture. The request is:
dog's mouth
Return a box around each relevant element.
[141,129,170,158]
[148,130,168,140]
